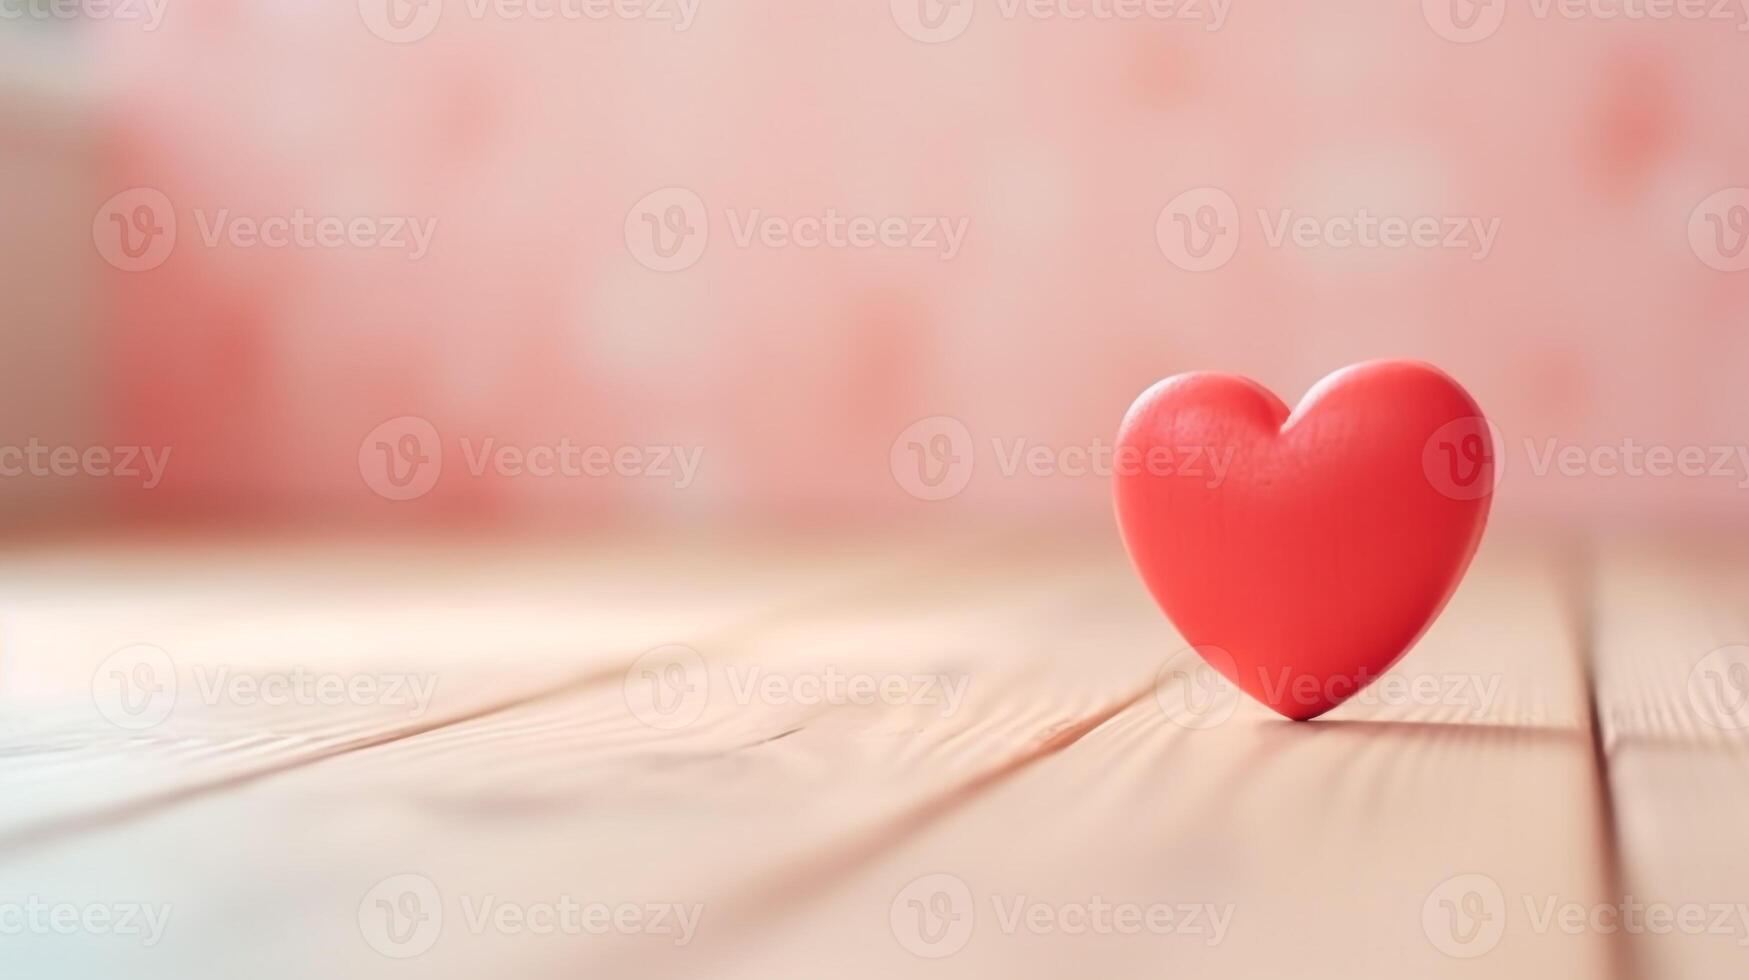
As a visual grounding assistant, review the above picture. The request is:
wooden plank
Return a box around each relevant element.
[1592,541,1749,980]
[0,532,947,846]
[0,534,1614,980]
[639,539,1616,980]
[0,534,1157,979]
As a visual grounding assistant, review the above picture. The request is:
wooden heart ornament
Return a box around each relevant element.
[1114,360,1494,721]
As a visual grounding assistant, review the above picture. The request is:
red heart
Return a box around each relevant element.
[1113,360,1494,721]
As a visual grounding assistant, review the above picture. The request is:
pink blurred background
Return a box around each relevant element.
[2,0,1748,532]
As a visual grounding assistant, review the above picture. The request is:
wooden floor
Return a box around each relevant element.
[0,529,1743,979]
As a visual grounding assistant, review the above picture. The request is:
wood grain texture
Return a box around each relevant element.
[0,534,1150,978]
[0,533,942,848]
[658,542,1615,980]
[0,532,1692,980]
[1591,542,1749,980]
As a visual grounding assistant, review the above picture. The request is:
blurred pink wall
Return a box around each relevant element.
[32,0,1749,526]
